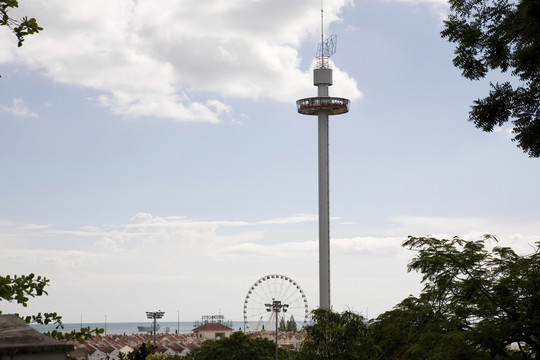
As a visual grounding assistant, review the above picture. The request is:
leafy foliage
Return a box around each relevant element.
[278,315,298,332]
[0,0,42,78]
[397,235,540,358]
[299,308,379,360]
[287,315,298,332]
[126,342,156,360]
[279,317,287,331]
[0,273,103,343]
[372,295,487,359]
[186,331,297,360]
[0,273,49,305]
[146,355,171,360]
[0,0,42,47]
[441,0,540,157]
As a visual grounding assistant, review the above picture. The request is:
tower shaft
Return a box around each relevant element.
[297,65,349,311]
[318,110,330,309]
[316,68,332,309]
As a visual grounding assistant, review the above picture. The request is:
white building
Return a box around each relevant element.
[192,323,234,340]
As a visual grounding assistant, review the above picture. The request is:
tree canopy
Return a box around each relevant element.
[299,308,379,360]
[125,342,156,360]
[441,0,540,157]
[372,235,540,359]
[186,331,296,360]
[372,294,488,359]
[0,273,103,343]
[287,315,298,332]
[0,0,42,47]
[1,0,42,78]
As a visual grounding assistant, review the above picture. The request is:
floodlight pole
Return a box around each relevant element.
[146,311,165,346]
[265,299,288,360]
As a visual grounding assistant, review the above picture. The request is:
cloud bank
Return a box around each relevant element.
[1,213,538,322]
[4,0,361,123]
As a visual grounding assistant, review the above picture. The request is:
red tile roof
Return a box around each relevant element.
[192,323,234,332]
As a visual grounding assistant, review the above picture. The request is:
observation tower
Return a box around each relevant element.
[296,11,350,310]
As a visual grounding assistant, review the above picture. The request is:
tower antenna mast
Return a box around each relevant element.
[321,0,324,59]
[316,2,337,69]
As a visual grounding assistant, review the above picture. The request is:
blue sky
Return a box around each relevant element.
[1,0,539,325]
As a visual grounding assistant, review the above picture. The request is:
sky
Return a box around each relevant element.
[1,0,539,326]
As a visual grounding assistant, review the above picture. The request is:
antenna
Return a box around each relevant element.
[321,1,324,56]
[316,34,337,68]
[316,1,337,69]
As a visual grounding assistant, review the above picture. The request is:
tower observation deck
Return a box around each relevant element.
[296,28,350,310]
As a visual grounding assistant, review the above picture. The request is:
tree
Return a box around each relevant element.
[286,315,298,332]
[126,342,156,360]
[401,235,540,358]
[1,0,42,77]
[146,356,168,360]
[299,308,379,360]
[0,273,103,343]
[441,0,540,157]
[0,0,42,47]
[372,295,487,359]
[186,331,297,360]
[279,316,287,331]
[147,355,183,360]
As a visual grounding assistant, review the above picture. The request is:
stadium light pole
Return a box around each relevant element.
[265,299,288,360]
[146,311,165,346]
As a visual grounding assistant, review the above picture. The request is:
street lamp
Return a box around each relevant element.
[146,311,165,346]
[265,299,289,360]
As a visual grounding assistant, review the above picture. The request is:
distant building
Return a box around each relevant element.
[118,345,134,355]
[66,333,201,359]
[251,330,305,351]
[0,314,74,360]
[192,323,234,340]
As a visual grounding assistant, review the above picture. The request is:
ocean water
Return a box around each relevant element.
[31,321,246,335]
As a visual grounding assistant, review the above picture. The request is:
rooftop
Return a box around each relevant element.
[192,323,234,332]
[0,314,74,356]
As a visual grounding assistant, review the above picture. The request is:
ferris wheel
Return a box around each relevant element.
[243,274,309,332]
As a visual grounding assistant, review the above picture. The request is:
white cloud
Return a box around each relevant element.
[257,213,318,225]
[392,0,447,5]
[0,98,39,118]
[388,215,540,254]
[333,236,405,256]
[219,240,317,261]
[380,0,449,19]
[0,30,16,63]
[494,126,515,137]
[6,0,359,123]
[1,213,538,322]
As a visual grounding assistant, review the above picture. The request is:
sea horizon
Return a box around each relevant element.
[31,320,247,335]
